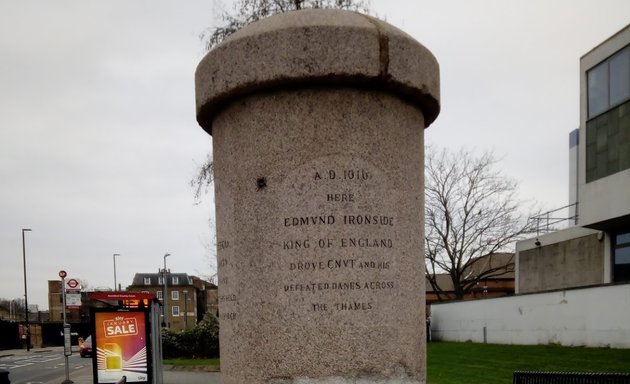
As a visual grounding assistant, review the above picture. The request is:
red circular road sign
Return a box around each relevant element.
[67,279,79,289]
[59,270,67,279]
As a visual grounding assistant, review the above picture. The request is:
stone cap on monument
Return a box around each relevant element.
[195,8,440,135]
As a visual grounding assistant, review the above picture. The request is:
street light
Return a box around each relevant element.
[163,253,171,328]
[113,253,120,291]
[22,228,32,351]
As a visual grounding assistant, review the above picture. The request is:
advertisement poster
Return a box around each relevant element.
[94,311,149,383]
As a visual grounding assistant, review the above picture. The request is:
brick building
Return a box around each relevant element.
[127,271,217,331]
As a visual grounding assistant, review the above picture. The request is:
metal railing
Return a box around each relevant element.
[529,203,578,235]
[514,371,630,384]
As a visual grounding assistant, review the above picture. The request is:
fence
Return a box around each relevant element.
[514,371,630,384]
[0,321,20,350]
[529,203,578,235]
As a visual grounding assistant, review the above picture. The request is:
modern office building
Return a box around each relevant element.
[578,24,630,283]
[517,24,630,293]
[432,24,630,348]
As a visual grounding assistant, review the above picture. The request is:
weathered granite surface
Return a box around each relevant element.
[195,9,439,384]
[196,9,440,134]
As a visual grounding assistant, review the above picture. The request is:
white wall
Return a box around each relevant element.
[430,284,630,348]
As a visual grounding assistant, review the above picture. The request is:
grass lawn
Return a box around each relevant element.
[161,342,630,383]
[427,342,630,384]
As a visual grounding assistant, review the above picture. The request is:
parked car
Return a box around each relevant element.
[80,336,92,358]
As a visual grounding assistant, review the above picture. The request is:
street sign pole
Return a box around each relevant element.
[59,270,73,384]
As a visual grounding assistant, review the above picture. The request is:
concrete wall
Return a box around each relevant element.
[516,227,608,294]
[431,283,630,348]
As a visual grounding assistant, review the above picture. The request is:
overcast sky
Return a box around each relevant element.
[1,0,629,311]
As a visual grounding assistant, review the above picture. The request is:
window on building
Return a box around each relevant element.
[172,306,180,317]
[586,45,630,182]
[588,61,609,118]
[171,290,179,300]
[143,277,151,285]
[588,46,630,118]
[610,48,630,106]
[158,277,164,285]
[613,231,630,282]
[172,276,179,285]
[156,291,163,300]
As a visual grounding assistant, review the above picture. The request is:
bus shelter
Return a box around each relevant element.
[88,292,163,384]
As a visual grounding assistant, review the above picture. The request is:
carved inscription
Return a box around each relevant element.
[218,163,400,321]
[282,167,397,313]
[217,237,237,321]
[314,169,370,181]
[283,215,394,226]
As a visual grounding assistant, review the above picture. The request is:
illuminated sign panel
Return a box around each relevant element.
[88,292,154,309]
[94,311,149,383]
[104,317,138,337]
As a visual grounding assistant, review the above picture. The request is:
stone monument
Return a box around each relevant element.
[195,9,440,384]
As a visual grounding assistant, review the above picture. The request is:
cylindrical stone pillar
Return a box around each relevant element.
[195,9,439,384]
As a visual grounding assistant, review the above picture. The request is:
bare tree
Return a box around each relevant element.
[200,216,219,285]
[192,0,371,200]
[192,154,214,202]
[424,147,537,300]
[0,298,25,321]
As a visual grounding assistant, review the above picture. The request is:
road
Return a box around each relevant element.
[0,348,92,384]
[0,348,223,384]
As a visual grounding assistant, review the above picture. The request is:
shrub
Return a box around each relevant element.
[161,313,220,358]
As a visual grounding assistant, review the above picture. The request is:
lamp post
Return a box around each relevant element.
[113,253,120,291]
[22,228,32,351]
[162,253,171,328]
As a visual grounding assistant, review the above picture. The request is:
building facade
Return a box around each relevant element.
[47,280,90,323]
[517,24,630,293]
[578,24,630,284]
[48,280,64,322]
[433,25,630,348]
[127,271,217,331]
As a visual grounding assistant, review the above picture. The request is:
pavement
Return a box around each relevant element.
[37,366,222,384]
[0,347,221,384]
[39,367,222,384]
